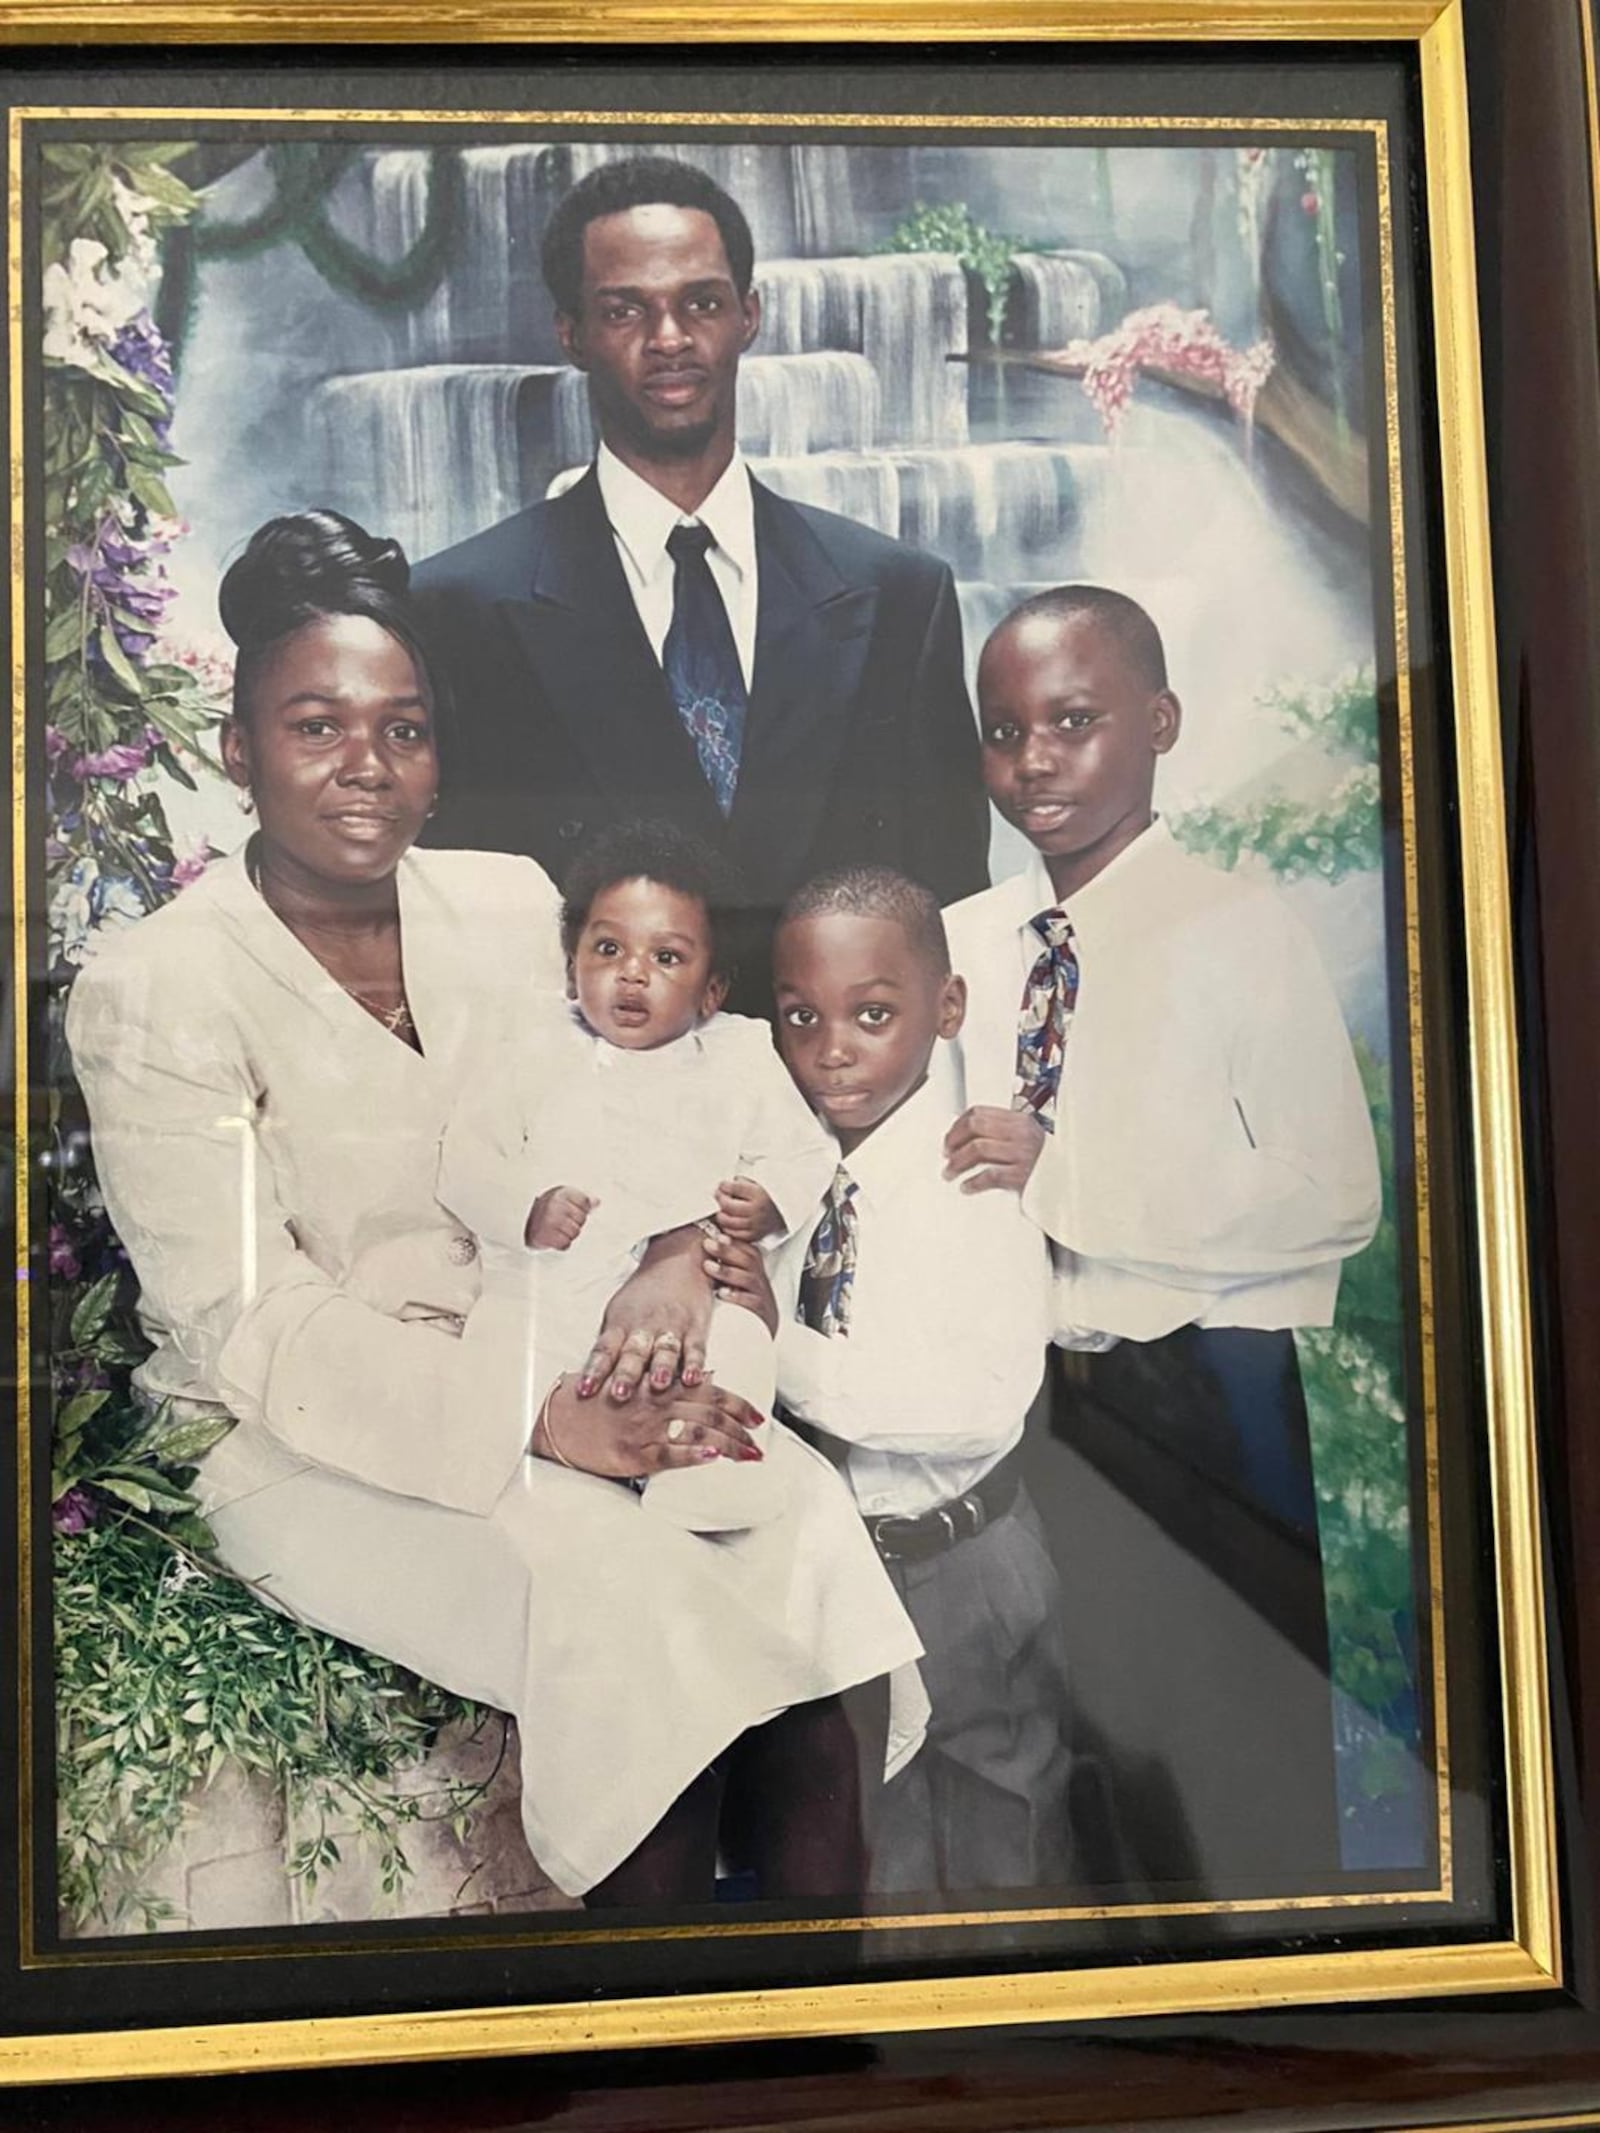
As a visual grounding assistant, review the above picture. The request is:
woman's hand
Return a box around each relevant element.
[576,1223,714,1400]
[534,1371,764,1479]
[703,1232,780,1336]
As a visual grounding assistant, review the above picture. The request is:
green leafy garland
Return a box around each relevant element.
[156,142,465,368]
[42,142,492,1933]
[1172,674,1383,885]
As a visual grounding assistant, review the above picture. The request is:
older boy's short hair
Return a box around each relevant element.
[994,584,1169,692]
[540,155,757,316]
[560,820,744,981]
[778,865,951,977]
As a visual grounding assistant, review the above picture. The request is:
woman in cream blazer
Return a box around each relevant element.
[66,511,922,1906]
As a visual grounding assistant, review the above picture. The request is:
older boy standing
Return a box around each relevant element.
[944,586,1381,1889]
[711,868,1073,1897]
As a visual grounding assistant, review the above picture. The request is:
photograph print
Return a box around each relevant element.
[25,80,1498,2014]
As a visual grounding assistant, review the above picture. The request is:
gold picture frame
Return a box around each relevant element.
[0,0,1577,2095]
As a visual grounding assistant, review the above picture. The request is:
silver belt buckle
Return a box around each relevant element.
[869,1513,918,1560]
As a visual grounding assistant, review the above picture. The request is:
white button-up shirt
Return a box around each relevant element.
[945,821,1382,1342]
[595,443,758,690]
[771,1043,1052,1521]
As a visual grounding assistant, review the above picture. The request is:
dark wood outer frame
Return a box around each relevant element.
[0,0,1595,2121]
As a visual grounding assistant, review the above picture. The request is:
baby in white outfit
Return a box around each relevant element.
[436,822,838,1532]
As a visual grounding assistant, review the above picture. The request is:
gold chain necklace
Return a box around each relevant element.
[342,986,416,1038]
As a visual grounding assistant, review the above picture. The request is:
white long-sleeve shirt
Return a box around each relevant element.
[595,443,758,690]
[771,1043,1052,1521]
[945,822,1382,1342]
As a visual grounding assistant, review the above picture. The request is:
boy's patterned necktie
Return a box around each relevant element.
[797,1165,859,1339]
[663,522,748,816]
[1013,906,1078,1132]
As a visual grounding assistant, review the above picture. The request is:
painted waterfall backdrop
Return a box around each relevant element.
[44,132,1421,1924]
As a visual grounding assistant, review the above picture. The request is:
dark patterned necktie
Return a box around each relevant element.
[797,1166,859,1339]
[1013,906,1078,1133]
[663,522,747,816]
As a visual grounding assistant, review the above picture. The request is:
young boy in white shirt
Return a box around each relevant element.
[709,867,1074,1898]
[942,585,1382,1887]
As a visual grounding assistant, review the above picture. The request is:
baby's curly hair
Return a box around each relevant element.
[560,821,745,982]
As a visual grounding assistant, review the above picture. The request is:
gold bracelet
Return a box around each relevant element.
[536,1373,576,1469]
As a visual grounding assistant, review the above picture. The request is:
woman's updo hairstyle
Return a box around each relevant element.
[218,509,437,730]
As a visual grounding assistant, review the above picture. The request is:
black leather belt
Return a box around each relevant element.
[865,1451,1023,1564]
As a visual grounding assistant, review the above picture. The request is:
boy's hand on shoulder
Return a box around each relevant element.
[715,1176,783,1243]
[943,1105,1046,1195]
[703,1232,780,1336]
[526,1185,599,1252]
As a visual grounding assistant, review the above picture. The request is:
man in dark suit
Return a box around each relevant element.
[413,155,988,982]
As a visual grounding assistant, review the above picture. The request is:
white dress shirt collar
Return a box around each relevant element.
[595,442,756,593]
[832,1045,961,1204]
[999,815,1175,945]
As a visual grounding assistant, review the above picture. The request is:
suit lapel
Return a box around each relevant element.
[502,470,725,841]
[733,480,879,890]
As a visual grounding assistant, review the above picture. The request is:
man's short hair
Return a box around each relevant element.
[560,819,745,981]
[991,584,1169,693]
[541,154,757,315]
[777,865,951,978]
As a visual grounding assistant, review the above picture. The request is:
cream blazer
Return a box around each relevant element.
[66,847,566,1517]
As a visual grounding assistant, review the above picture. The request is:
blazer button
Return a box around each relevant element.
[558,819,585,841]
[864,812,886,835]
[447,1233,478,1266]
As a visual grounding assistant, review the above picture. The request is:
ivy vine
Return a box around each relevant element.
[156,141,466,367]
[880,200,1023,347]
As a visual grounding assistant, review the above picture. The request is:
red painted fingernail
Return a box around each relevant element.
[684,1367,704,1387]
[610,1378,632,1399]
[694,1446,720,1462]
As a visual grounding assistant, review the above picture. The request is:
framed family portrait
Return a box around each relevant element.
[1,1,1599,2124]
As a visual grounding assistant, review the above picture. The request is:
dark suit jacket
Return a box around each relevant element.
[412,470,989,972]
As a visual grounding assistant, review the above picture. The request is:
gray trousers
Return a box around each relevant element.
[871,1485,1074,1897]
